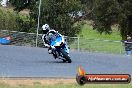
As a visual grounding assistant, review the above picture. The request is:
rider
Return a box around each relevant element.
[42,24,60,58]
[0,0,8,7]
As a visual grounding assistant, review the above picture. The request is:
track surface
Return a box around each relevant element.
[0,45,132,78]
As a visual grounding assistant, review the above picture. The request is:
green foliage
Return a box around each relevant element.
[0,7,19,31]
[30,0,82,36]
[0,7,33,32]
[15,13,36,32]
[90,0,132,39]
[8,0,132,39]
[10,0,82,36]
[9,0,38,11]
[8,0,38,32]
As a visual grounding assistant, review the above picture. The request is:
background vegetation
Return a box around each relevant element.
[9,0,82,37]
[80,0,132,39]
[0,7,19,31]
[0,0,132,53]
[70,23,123,54]
[0,0,132,39]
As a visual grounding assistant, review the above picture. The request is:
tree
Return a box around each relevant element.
[10,0,82,37]
[0,8,19,31]
[9,0,38,11]
[89,0,132,39]
[30,0,82,36]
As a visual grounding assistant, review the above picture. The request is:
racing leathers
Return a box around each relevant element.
[42,29,60,58]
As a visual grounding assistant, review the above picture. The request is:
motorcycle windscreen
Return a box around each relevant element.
[50,36,62,46]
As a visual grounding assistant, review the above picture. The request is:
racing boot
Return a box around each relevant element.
[52,53,57,59]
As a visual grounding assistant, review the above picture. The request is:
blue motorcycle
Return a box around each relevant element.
[49,34,72,63]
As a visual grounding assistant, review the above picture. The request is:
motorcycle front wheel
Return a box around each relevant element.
[60,49,72,63]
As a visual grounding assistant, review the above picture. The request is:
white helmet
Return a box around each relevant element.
[42,24,50,31]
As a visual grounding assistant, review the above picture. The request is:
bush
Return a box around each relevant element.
[0,7,19,31]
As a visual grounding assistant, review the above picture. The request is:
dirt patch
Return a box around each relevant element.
[0,78,75,86]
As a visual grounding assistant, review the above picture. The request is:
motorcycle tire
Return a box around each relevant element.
[62,59,67,63]
[60,49,72,63]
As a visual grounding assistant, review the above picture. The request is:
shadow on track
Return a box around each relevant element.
[34,60,72,64]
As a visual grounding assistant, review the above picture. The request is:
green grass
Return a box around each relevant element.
[42,84,132,88]
[70,24,124,54]
[79,24,121,40]
[0,82,131,88]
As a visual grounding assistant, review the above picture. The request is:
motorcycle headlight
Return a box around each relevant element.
[55,42,61,46]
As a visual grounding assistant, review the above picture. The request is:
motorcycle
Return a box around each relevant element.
[49,34,72,63]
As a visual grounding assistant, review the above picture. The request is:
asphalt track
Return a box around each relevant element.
[0,45,132,78]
